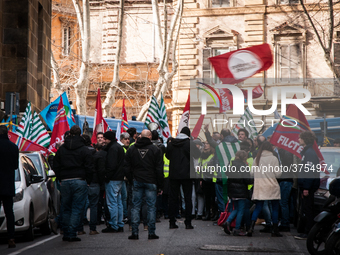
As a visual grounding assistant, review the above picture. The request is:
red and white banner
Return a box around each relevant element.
[8,131,51,157]
[191,114,205,139]
[177,93,190,135]
[270,101,326,172]
[218,84,264,112]
[49,97,70,151]
[120,98,129,134]
[209,43,273,84]
[91,89,110,144]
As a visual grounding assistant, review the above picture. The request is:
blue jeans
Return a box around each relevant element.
[227,199,246,230]
[280,181,293,227]
[215,183,225,214]
[131,181,157,235]
[61,179,88,238]
[262,201,272,226]
[105,181,124,230]
[121,181,128,219]
[252,200,280,224]
[88,183,100,231]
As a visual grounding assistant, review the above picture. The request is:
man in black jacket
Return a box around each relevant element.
[294,131,320,240]
[124,129,163,240]
[166,127,201,229]
[0,125,19,248]
[102,131,125,233]
[54,125,94,242]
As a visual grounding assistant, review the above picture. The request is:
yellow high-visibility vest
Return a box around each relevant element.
[164,155,169,178]
[198,154,214,181]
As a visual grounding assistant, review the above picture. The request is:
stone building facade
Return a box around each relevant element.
[172,0,340,134]
[0,0,51,113]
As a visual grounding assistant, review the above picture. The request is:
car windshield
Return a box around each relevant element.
[25,154,43,176]
[320,150,340,189]
[14,168,20,182]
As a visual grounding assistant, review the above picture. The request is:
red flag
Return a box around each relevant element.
[177,93,190,135]
[191,114,205,139]
[120,99,129,133]
[8,131,51,157]
[49,97,70,150]
[91,89,109,144]
[218,85,263,112]
[270,103,326,172]
[209,43,273,84]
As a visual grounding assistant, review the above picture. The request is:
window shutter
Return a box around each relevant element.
[203,48,212,82]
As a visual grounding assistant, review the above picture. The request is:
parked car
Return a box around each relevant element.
[295,147,340,233]
[0,153,56,241]
[22,151,60,216]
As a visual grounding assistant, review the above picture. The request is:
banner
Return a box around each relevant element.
[120,98,129,133]
[191,114,205,139]
[8,131,51,157]
[49,97,70,150]
[209,43,273,84]
[40,92,75,131]
[91,89,110,144]
[177,93,190,135]
[270,103,326,170]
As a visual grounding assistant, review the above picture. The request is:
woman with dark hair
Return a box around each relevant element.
[248,141,282,237]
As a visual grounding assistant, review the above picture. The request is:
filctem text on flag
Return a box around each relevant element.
[213,118,298,128]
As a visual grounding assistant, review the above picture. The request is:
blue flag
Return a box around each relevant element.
[40,92,75,131]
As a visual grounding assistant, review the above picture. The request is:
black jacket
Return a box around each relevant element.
[93,150,107,185]
[105,140,125,181]
[0,134,19,197]
[124,137,164,189]
[278,148,294,182]
[227,159,253,199]
[54,135,94,183]
[151,139,166,155]
[166,134,201,180]
[298,144,320,191]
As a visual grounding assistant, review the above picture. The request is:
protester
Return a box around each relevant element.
[0,125,19,248]
[237,128,249,142]
[102,131,126,233]
[166,127,201,229]
[204,124,238,148]
[248,141,282,237]
[96,132,104,146]
[223,150,252,236]
[54,125,94,242]
[124,129,163,240]
[127,128,138,146]
[294,131,320,240]
[252,135,266,158]
[334,138,340,147]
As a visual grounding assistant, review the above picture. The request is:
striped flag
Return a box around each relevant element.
[231,107,258,140]
[30,111,51,148]
[120,98,129,133]
[215,141,240,203]
[16,102,33,139]
[158,93,171,141]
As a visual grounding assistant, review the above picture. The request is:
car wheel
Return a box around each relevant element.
[325,232,340,255]
[40,203,55,235]
[24,206,35,241]
[307,222,332,255]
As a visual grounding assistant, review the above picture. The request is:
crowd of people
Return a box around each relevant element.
[0,122,337,247]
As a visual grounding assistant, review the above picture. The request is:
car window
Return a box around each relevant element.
[41,155,51,172]
[14,168,20,182]
[21,156,41,177]
[321,151,340,178]
[26,154,43,176]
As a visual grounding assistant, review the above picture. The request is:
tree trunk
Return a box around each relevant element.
[102,0,125,117]
[73,0,91,115]
[50,53,64,95]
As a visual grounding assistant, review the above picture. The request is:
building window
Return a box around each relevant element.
[211,0,230,7]
[280,0,299,4]
[278,44,301,82]
[63,26,71,56]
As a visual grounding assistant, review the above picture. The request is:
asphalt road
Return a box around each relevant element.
[0,218,309,255]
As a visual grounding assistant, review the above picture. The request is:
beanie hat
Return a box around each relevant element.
[180,127,191,137]
[104,131,116,141]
